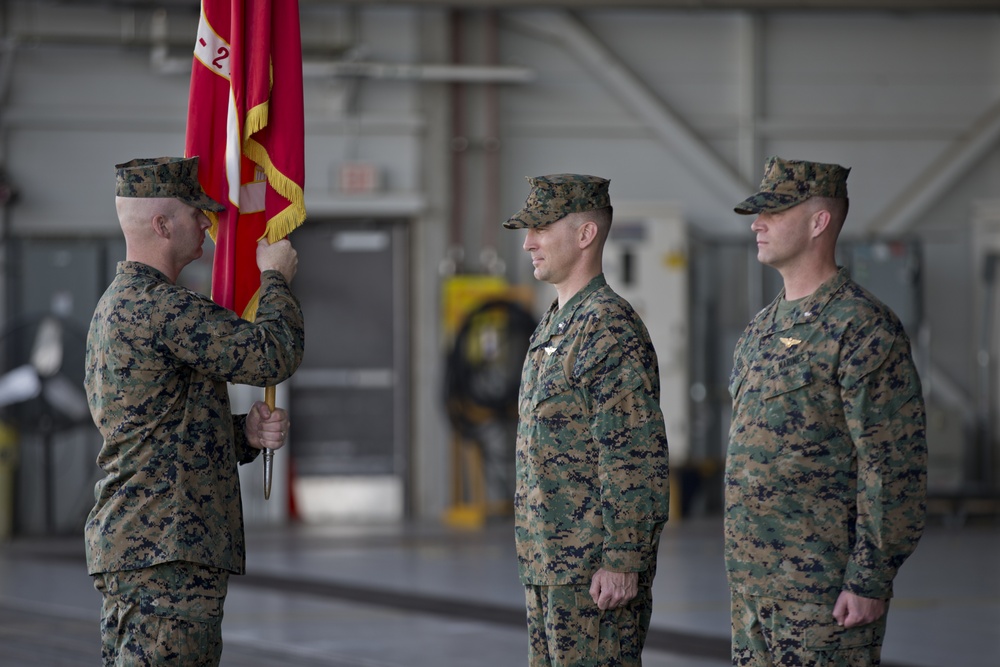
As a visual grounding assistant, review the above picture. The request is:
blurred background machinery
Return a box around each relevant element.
[442,275,535,528]
[0,240,99,536]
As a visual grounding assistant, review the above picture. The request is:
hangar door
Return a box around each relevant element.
[287,220,410,519]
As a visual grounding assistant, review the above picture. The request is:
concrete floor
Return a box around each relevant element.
[0,517,996,667]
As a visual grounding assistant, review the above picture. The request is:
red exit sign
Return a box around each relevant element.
[338,163,381,194]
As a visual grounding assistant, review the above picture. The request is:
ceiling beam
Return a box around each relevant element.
[510,10,751,235]
[866,98,1000,237]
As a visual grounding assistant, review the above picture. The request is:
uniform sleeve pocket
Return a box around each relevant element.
[596,361,644,412]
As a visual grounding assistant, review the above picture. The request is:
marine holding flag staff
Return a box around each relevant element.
[725,156,927,666]
[85,157,304,667]
[504,174,670,666]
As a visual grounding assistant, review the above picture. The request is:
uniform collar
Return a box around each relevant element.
[534,273,607,344]
[118,260,171,284]
[768,266,849,333]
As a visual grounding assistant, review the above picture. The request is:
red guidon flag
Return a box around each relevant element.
[185,0,306,320]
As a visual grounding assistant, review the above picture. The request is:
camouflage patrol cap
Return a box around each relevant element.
[734,156,850,215]
[114,156,225,212]
[502,174,611,229]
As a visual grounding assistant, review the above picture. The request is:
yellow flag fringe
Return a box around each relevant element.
[230,65,306,323]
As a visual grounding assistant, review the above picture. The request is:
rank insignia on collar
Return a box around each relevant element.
[780,337,802,348]
[544,346,556,356]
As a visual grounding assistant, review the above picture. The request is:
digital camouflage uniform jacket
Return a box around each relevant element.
[85,262,304,576]
[515,274,670,586]
[726,267,927,603]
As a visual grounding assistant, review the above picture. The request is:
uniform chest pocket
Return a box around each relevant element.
[529,353,573,414]
[761,356,814,400]
[728,360,748,401]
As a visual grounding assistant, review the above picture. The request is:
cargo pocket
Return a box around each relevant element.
[805,622,877,667]
[140,589,225,665]
[804,622,875,649]
[570,589,609,665]
[140,589,224,622]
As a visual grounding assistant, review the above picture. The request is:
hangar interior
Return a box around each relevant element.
[0,1,997,666]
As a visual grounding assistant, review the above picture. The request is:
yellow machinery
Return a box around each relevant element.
[0,422,17,540]
[441,275,535,528]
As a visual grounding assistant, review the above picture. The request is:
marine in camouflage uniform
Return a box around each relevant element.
[726,157,927,666]
[86,157,304,666]
[504,174,670,666]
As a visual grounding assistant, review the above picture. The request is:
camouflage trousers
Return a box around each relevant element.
[93,561,229,667]
[525,583,653,667]
[730,593,888,667]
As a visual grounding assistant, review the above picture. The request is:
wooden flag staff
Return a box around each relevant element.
[264,385,276,499]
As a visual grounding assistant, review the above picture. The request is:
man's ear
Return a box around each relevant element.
[578,219,598,248]
[811,208,831,239]
[152,213,170,239]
